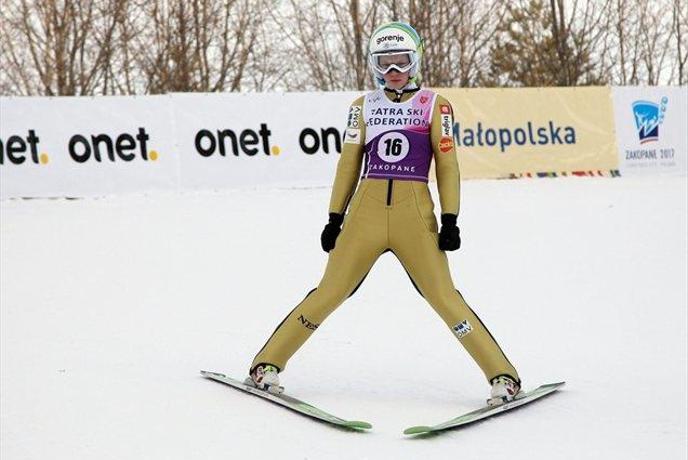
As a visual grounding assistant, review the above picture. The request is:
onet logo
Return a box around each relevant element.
[195,123,274,157]
[68,128,158,163]
[632,97,668,144]
[0,130,49,165]
[0,127,160,166]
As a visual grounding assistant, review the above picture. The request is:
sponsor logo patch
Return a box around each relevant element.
[347,105,362,128]
[344,128,361,144]
[440,113,453,138]
[454,121,576,153]
[439,137,454,153]
[440,104,451,115]
[452,320,473,339]
[632,97,668,144]
[376,34,405,45]
[298,315,319,331]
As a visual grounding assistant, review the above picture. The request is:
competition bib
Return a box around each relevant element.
[362,89,436,182]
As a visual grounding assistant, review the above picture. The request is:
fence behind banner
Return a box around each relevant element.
[1,86,686,198]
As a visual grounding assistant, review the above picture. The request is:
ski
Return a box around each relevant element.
[200,370,372,431]
[403,381,565,436]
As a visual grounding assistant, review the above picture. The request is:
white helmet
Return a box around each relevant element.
[368,22,424,87]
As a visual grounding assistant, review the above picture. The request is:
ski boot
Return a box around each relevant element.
[487,375,522,406]
[246,363,283,394]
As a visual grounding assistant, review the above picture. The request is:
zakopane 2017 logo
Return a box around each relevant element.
[632,97,668,144]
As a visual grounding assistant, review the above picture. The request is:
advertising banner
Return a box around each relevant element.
[435,87,619,179]
[2,86,684,198]
[0,95,178,197]
[171,91,363,191]
[612,86,687,176]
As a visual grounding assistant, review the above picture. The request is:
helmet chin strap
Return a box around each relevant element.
[384,81,420,102]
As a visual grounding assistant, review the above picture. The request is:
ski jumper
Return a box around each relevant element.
[251,88,519,384]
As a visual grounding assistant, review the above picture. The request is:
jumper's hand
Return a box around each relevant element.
[438,213,461,251]
[320,213,344,252]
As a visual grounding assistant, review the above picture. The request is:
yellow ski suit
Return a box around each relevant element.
[251,88,520,385]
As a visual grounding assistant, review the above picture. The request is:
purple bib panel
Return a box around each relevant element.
[362,89,437,182]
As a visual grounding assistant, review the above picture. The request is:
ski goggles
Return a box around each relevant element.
[370,51,415,74]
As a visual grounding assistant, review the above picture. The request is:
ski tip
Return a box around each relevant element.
[200,370,224,378]
[404,426,432,435]
[347,421,373,430]
[546,381,566,389]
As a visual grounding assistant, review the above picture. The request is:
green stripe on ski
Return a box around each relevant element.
[201,370,372,430]
[341,420,372,429]
[404,382,565,435]
[404,425,434,435]
[292,401,371,429]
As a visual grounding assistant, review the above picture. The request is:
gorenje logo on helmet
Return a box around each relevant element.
[376,35,405,46]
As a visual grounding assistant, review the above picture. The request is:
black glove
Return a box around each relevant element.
[320,213,344,252]
[438,213,461,251]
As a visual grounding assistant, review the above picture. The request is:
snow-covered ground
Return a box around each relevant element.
[1,176,686,459]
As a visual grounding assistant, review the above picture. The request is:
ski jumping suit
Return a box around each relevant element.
[251,88,520,384]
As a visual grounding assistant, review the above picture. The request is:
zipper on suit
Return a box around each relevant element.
[385,88,407,207]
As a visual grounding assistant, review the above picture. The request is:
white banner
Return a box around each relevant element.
[2,87,686,198]
[0,92,365,198]
[612,86,688,176]
[171,91,363,191]
[0,95,178,197]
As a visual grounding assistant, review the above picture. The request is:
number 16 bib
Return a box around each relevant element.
[362,89,437,182]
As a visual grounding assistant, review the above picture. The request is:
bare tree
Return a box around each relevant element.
[109,0,146,94]
[245,11,292,92]
[671,0,687,84]
[484,0,565,87]
[608,0,642,84]
[397,0,505,87]
[637,0,674,85]
[1,0,126,95]
[453,1,507,87]
[484,0,610,87]
[271,0,383,91]
[271,0,499,90]
[548,0,613,85]
[1,0,685,95]
[598,0,684,85]
[132,0,270,94]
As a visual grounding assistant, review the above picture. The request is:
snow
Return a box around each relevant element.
[1,176,686,459]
